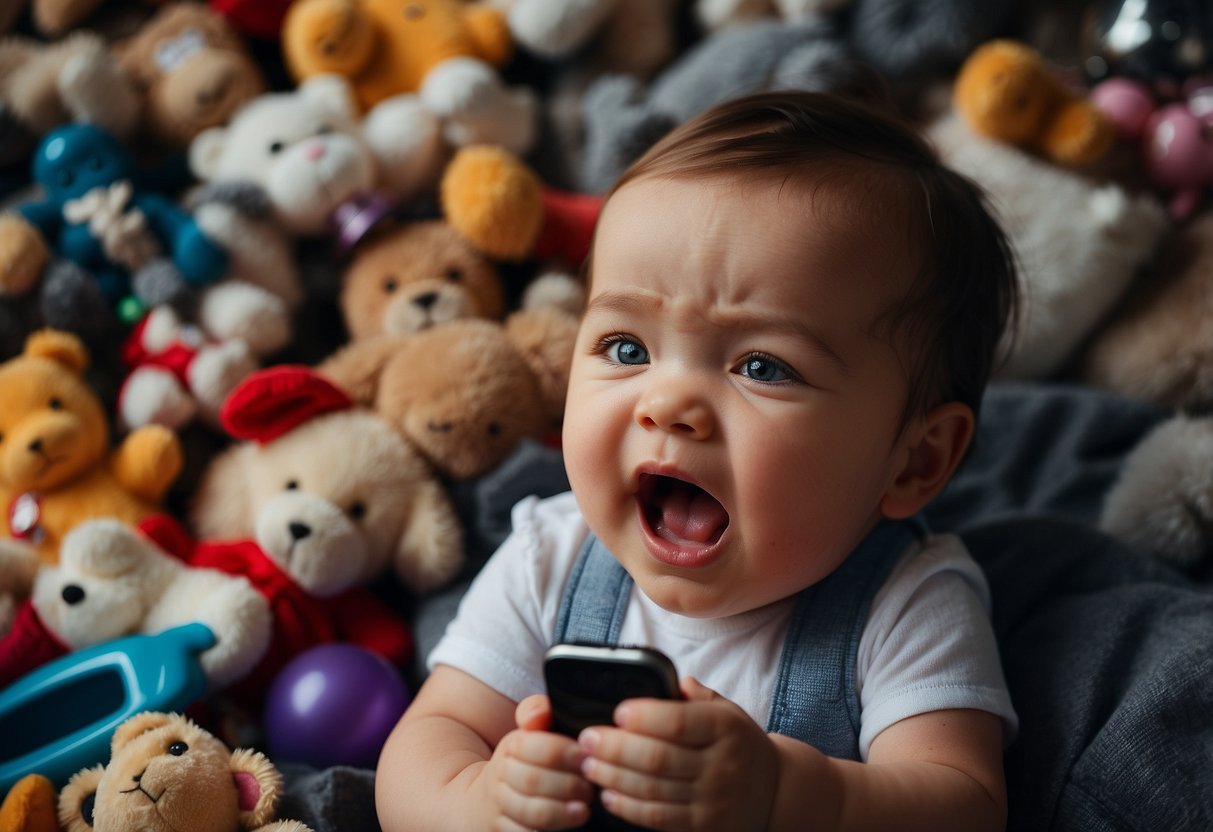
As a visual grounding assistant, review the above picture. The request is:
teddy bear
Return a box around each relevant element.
[189,73,450,243]
[319,306,579,481]
[0,329,183,566]
[953,39,1115,167]
[0,710,311,832]
[115,303,259,431]
[926,110,1169,381]
[338,210,587,343]
[280,0,537,154]
[2,122,229,324]
[0,0,119,38]
[173,365,463,701]
[188,73,550,269]
[575,16,860,194]
[0,30,142,171]
[112,2,267,151]
[0,517,272,692]
[1077,210,1213,411]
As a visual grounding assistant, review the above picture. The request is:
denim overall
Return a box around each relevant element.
[552,518,924,829]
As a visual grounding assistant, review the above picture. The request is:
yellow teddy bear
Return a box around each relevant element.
[282,0,535,153]
[0,329,183,566]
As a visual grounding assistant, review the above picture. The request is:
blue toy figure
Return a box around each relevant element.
[15,124,228,322]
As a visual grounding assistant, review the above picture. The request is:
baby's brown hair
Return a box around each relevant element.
[593,91,1019,426]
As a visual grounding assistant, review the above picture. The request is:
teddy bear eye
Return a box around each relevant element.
[404,3,424,20]
[316,124,333,136]
[444,267,462,282]
[285,479,299,490]
[57,170,75,188]
[383,277,398,294]
[269,140,285,154]
[167,740,188,756]
[349,501,367,520]
[487,421,502,437]
[49,398,62,410]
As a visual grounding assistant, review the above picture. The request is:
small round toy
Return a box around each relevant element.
[263,643,410,768]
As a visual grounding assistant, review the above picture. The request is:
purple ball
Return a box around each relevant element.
[264,644,410,768]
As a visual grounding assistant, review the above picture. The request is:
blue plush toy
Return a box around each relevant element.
[14,124,228,322]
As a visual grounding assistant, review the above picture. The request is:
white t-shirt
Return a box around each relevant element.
[429,492,1018,760]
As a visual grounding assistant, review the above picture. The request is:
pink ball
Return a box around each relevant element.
[1091,78,1157,138]
[264,644,410,768]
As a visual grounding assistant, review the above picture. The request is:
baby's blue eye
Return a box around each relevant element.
[738,354,795,384]
[607,339,648,365]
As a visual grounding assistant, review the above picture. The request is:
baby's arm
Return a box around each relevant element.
[375,665,594,831]
[581,678,1006,832]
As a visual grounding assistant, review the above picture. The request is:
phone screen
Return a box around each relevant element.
[544,644,680,738]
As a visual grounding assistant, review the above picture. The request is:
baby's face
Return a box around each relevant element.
[563,174,922,618]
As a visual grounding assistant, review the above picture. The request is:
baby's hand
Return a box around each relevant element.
[480,695,594,831]
[579,677,780,832]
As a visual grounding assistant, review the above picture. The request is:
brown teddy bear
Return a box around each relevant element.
[0,329,183,565]
[319,306,578,480]
[47,710,311,832]
[115,2,267,150]
[954,39,1114,167]
[339,220,505,341]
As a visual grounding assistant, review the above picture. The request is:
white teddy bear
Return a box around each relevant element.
[189,74,448,241]
[1,518,272,690]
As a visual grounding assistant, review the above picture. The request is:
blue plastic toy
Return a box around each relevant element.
[0,622,215,792]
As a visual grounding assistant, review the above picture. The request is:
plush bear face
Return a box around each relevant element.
[341,220,504,340]
[33,124,134,205]
[192,409,436,595]
[30,519,172,648]
[377,319,554,479]
[190,76,376,235]
[118,3,266,148]
[76,712,281,832]
[0,345,107,495]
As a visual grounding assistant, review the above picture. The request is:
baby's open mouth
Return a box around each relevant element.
[637,473,730,546]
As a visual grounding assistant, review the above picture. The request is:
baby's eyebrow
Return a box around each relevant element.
[583,291,652,318]
[722,310,851,376]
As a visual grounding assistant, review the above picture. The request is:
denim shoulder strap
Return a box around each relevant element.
[765,516,926,760]
[553,534,633,644]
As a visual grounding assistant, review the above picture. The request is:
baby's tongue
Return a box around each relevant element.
[652,481,728,545]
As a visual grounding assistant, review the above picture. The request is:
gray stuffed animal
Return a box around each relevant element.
[577,17,860,194]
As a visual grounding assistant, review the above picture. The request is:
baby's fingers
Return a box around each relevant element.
[579,727,699,780]
[494,778,591,831]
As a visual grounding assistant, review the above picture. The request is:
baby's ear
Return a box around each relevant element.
[880,402,974,519]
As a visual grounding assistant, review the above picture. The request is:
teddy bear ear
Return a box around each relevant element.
[110,711,178,754]
[58,764,105,831]
[23,328,89,375]
[190,125,230,182]
[228,748,284,829]
[504,308,580,418]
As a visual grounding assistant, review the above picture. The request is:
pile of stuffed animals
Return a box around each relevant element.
[1,0,1213,827]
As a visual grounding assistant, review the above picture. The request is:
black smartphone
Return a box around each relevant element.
[544,643,681,738]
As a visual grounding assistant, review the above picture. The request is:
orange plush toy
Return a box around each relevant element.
[954,39,1114,167]
[281,0,535,153]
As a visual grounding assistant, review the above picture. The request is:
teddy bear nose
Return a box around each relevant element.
[305,142,326,161]
[413,292,439,310]
[28,438,43,453]
[62,585,85,605]
[289,521,312,541]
